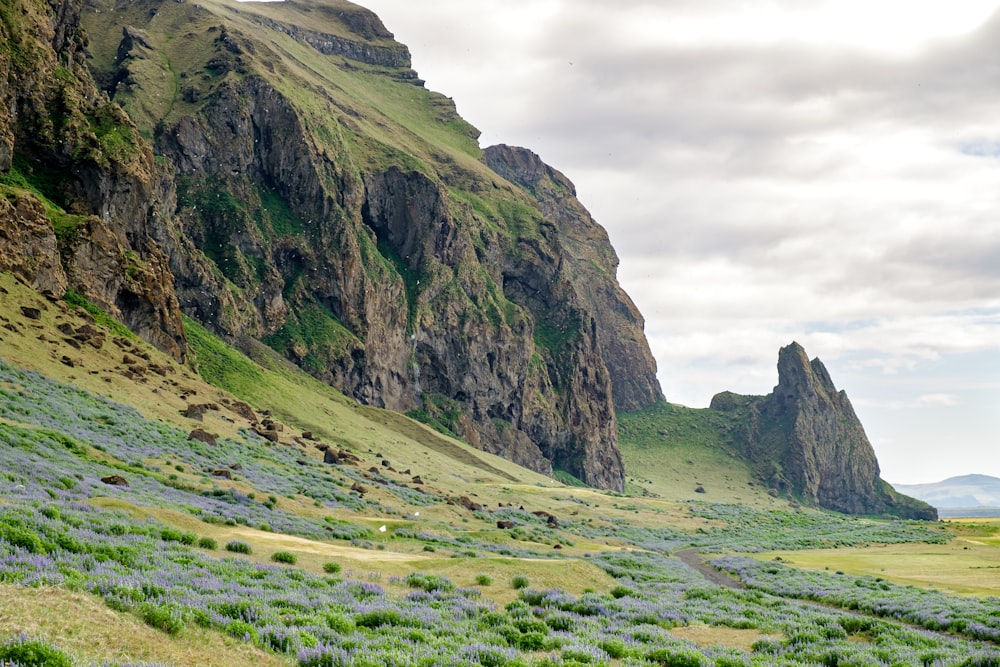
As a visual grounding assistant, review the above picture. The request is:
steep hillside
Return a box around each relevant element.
[1,0,664,490]
[0,0,184,357]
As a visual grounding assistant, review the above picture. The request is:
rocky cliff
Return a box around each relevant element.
[0,0,184,359]
[710,343,937,520]
[0,0,665,491]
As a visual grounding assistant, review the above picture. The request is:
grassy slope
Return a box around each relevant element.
[2,272,998,665]
[618,401,785,509]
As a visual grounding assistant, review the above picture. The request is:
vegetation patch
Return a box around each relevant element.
[262,302,359,376]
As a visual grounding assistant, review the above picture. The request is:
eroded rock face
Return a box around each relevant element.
[0,0,185,360]
[75,0,632,490]
[483,145,662,412]
[712,343,937,519]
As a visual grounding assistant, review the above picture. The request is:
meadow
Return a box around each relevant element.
[0,281,998,666]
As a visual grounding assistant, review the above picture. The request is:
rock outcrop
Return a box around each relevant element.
[0,0,185,360]
[483,145,661,412]
[49,0,664,490]
[711,343,937,520]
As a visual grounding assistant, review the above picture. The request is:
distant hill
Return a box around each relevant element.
[892,475,1000,517]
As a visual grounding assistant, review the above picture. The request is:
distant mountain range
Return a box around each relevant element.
[892,475,1000,517]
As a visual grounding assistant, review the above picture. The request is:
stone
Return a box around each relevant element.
[188,429,218,445]
[101,475,129,487]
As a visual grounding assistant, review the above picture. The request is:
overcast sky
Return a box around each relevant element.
[346,1,1000,485]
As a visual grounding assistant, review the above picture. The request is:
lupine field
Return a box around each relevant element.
[1,354,998,666]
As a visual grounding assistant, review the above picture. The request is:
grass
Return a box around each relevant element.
[0,585,292,667]
[753,534,1000,597]
[619,401,782,508]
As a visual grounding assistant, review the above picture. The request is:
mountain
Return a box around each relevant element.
[709,343,937,520]
[893,475,1000,515]
[2,0,664,491]
[0,0,932,517]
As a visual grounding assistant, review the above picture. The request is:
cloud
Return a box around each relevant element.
[359,0,1000,480]
[856,393,961,410]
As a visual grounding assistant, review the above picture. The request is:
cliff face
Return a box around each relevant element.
[0,0,184,359]
[0,0,666,491]
[482,145,662,412]
[711,343,937,519]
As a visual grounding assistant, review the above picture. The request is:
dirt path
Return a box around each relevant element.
[674,548,745,589]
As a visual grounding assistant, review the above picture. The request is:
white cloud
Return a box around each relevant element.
[358,0,1000,481]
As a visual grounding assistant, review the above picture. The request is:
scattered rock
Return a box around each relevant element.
[101,475,129,487]
[695,486,706,494]
[351,482,367,495]
[211,469,233,479]
[254,428,279,443]
[20,306,42,320]
[188,428,218,445]
[228,400,257,424]
[181,403,219,420]
[381,459,391,468]
[60,355,76,367]
[532,510,559,527]
[458,496,483,512]
[337,449,361,464]
[496,520,515,529]
[261,419,283,432]
[323,449,339,464]
[301,431,314,440]
[411,476,424,485]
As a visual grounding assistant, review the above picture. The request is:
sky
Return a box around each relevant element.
[248,1,1000,484]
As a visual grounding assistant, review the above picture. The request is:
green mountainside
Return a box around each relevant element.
[0,0,934,513]
[78,0,665,491]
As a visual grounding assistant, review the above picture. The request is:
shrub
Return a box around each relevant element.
[323,561,342,574]
[405,572,455,592]
[159,527,196,544]
[225,620,260,644]
[142,602,186,635]
[599,638,629,659]
[197,536,218,550]
[0,520,46,554]
[325,611,355,634]
[225,539,253,554]
[271,550,297,565]
[355,609,405,628]
[0,635,74,667]
[511,574,530,589]
[611,584,636,599]
[645,647,705,666]
[475,574,493,586]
